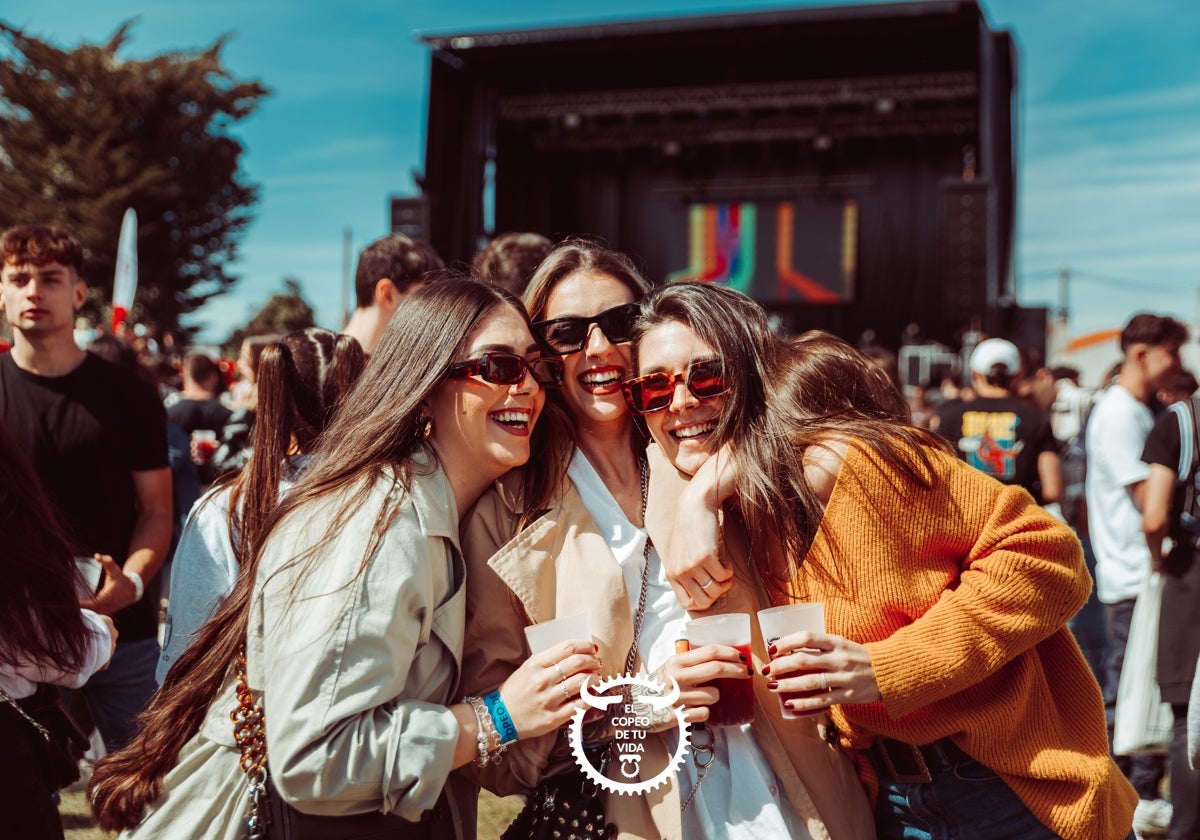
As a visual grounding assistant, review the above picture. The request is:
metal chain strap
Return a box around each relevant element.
[231,648,269,840]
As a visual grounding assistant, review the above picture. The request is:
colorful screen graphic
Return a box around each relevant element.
[666,200,857,304]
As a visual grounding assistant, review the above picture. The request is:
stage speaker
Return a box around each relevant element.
[938,180,993,328]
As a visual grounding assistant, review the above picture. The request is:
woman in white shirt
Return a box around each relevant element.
[460,241,860,838]
[0,422,115,839]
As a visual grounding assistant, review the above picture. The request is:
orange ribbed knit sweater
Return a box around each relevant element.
[785,442,1136,840]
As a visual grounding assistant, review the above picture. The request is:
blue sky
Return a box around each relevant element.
[4,0,1200,344]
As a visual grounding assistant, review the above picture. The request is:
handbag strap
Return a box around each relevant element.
[0,685,51,743]
[231,648,270,840]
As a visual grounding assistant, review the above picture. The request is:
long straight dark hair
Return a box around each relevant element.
[224,327,365,570]
[0,422,90,674]
[89,279,532,830]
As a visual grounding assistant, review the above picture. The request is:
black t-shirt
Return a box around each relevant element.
[937,395,1057,502]
[0,351,169,640]
[1142,402,1195,547]
[166,396,232,435]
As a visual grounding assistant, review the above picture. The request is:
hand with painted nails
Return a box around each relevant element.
[659,642,753,724]
[764,630,880,717]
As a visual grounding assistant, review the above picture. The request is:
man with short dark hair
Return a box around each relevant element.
[1086,311,1189,834]
[0,223,172,751]
[341,233,443,355]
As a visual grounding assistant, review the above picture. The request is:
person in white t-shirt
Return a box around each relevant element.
[1085,312,1188,834]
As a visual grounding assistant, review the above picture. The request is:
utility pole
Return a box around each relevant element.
[341,227,352,328]
[1057,266,1069,325]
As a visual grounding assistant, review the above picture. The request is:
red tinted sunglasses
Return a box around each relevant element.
[622,359,728,414]
[447,353,564,388]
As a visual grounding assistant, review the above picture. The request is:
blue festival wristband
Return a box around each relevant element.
[483,689,519,745]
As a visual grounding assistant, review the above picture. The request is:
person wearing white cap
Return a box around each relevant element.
[936,337,1062,505]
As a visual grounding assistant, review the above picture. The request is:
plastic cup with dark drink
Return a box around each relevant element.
[685,613,754,727]
[757,603,826,719]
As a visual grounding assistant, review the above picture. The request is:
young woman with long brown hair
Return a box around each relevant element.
[459,243,872,839]
[156,327,366,682]
[628,282,1137,840]
[89,279,601,839]
[0,421,116,839]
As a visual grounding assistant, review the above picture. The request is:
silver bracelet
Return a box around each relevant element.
[463,696,506,767]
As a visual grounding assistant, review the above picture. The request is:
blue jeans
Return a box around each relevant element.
[78,637,160,751]
[874,756,1134,840]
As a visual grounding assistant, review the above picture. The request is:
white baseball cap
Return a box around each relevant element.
[969,338,1021,376]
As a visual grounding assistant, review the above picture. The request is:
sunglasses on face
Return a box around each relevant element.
[622,359,729,414]
[446,353,564,388]
[531,303,640,355]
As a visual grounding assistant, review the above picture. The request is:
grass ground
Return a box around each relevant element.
[61,773,524,840]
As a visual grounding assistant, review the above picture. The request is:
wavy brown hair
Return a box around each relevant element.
[89,279,530,830]
[521,238,652,483]
[632,285,951,595]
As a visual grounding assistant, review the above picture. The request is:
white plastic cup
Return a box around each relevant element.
[74,555,104,600]
[684,613,754,726]
[524,612,592,655]
[757,603,825,719]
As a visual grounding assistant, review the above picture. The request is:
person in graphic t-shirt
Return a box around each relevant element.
[0,223,171,751]
[937,337,1062,505]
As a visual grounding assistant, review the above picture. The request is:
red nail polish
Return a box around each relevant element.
[766,680,779,690]
[768,645,778,657]
[762,664,771,676]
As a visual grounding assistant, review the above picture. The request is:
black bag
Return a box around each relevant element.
[3,685,90,791]
[500,745,615,840]
[255,770,451,840]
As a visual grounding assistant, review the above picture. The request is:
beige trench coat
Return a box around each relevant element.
[124,464,475,840]
[458,446,875,840]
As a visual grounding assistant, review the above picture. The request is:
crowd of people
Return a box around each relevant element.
[2,218,1195,840]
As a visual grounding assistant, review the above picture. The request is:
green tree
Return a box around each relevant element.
[221,277,315,356]
[0,21,269,335]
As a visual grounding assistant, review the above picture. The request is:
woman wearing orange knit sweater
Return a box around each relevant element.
[624,282,1137,840]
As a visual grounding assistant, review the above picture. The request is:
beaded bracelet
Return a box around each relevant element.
[463,696,506,767]
[483,689,519,745]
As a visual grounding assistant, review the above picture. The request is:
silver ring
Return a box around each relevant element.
[699,577,715,589]
[552,661,566,683]
[559,681,571,700]
[819,673,829,692]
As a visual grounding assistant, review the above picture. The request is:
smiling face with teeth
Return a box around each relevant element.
[543,270,637,432]
[635,320,728,477]
[424,302,547,492]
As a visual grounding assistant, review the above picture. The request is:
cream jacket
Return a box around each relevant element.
[124,463,474,840]
[458,446,874,840]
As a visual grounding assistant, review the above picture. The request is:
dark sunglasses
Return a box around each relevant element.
[531,303,640,355]
[446,353,564,388]
[622,359,729,414]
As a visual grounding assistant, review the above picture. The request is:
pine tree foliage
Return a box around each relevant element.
[221,278,315,356]
[0,21,269,334]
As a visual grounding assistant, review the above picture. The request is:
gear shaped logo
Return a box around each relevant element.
[569,673,691,796]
